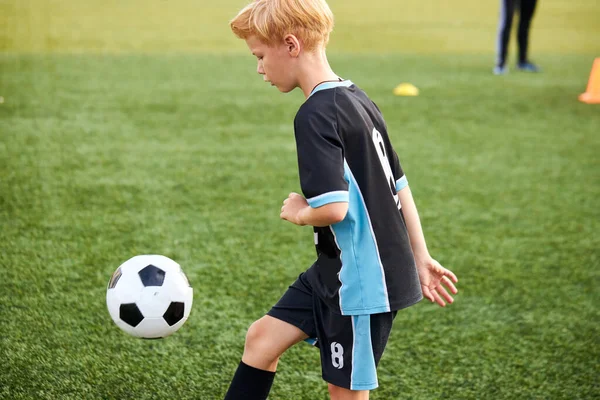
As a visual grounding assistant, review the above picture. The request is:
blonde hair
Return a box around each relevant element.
[230,0,334,51]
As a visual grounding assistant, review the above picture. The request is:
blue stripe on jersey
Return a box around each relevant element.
[304,337,318,346]
[307,190,349,208]
[350,315,378,390]
[330,160,391,315]
[309,80,354,98]
[395,175,408,191]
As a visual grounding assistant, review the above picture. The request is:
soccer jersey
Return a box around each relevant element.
[294,80,423,316]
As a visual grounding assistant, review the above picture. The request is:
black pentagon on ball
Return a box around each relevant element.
[163,302,185,326]
[138,264,166,287]
[120,303,144,327]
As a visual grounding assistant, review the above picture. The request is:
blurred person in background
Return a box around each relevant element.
[494,0,541,75]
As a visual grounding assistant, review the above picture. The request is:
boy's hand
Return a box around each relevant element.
[280,192,309,226]
[416,257,458,307]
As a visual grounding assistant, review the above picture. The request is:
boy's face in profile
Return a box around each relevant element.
[245,35,298,93]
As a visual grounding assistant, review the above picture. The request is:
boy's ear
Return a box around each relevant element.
[284,34,301,57]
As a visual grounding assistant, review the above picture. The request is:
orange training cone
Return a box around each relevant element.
[579,58,600,104]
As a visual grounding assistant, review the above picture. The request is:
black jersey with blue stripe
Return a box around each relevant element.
[294,81,423,316]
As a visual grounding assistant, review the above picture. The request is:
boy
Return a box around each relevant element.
[225,1,458,399]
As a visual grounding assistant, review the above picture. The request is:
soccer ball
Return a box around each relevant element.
[106,255,193,339]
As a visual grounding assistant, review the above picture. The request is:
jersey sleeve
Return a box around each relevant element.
[391,149,408,191]
[294,109,349,208]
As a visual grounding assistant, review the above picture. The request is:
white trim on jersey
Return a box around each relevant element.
[395,175,408,192]
[309,80,354,98]
[350,316,357,389]
[307,190,349,208]
[329,225,345,313]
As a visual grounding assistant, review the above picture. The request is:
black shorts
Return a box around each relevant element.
[267,273,397,391]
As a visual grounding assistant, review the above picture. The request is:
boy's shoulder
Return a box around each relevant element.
[295,81,364,125]
[295,87,337,118]
[296,83,383,129]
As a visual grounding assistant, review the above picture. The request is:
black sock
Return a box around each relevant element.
[223,361,276,400]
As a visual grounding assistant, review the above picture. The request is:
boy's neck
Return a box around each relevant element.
[298,50,340,98]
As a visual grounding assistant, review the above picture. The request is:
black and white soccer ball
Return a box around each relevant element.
[106,255,193,339]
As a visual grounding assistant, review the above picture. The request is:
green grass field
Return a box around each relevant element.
[1,1,599,399]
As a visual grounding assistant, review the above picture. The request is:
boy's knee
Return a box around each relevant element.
[245,319,265,345]
[244,318,277,358]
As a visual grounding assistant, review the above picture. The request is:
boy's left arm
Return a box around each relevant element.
[398,185,459,307]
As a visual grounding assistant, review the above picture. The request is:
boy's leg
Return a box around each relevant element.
[224,274,315,400]
[328,384,369,400]
[243,315,309,371]
[224,316,308,400]
[315,304,397,395]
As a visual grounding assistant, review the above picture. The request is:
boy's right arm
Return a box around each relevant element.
[280,192,348,227]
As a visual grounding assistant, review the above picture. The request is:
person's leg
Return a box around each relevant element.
[316,307,396,397]
[321,311,397,400]
[223,316,308,400]
[495,0,515,73]
[517,0,540,70]
[224,273,316,400]
[242,315,308,371]
[328,384,370,400]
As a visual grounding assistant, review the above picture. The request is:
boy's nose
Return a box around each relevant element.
[257,64,265,75]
